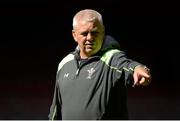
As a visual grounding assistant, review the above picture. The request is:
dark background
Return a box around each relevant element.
[0,0,180,119]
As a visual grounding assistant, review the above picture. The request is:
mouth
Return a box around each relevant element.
[85,43,94,47]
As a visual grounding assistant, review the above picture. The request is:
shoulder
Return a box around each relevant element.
[57,53,75,72]
[101,49,122,65]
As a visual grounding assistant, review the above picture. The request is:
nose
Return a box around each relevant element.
[87,32,94,41]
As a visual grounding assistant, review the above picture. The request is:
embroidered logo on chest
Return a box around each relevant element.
[87,68,95,79]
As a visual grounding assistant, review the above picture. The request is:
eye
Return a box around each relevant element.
[92,31,99,35]
[81,32,88,36]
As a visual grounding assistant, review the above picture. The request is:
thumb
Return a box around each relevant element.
[133,72,139,87]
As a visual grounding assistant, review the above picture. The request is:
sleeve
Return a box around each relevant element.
[110,51,145,87]
[48,79,62,120]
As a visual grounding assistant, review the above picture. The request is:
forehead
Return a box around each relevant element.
[75,20,103,31]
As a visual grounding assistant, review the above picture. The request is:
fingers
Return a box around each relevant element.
[133,72,151,87]
[139,77,151,86]
[133,65,151,87]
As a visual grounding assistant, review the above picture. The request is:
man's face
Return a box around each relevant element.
[72,20,104,59]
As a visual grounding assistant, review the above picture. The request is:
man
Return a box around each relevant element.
[48,9,151,120]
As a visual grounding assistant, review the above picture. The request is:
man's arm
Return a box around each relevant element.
[48,81,62,120]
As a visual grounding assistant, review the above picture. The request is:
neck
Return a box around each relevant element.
[80,52,91,59]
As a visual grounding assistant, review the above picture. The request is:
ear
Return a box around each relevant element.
[72,30,78,42]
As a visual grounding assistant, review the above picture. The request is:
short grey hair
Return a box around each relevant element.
[72,9,104,30]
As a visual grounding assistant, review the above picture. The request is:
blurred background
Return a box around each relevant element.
[0,0,179,119]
